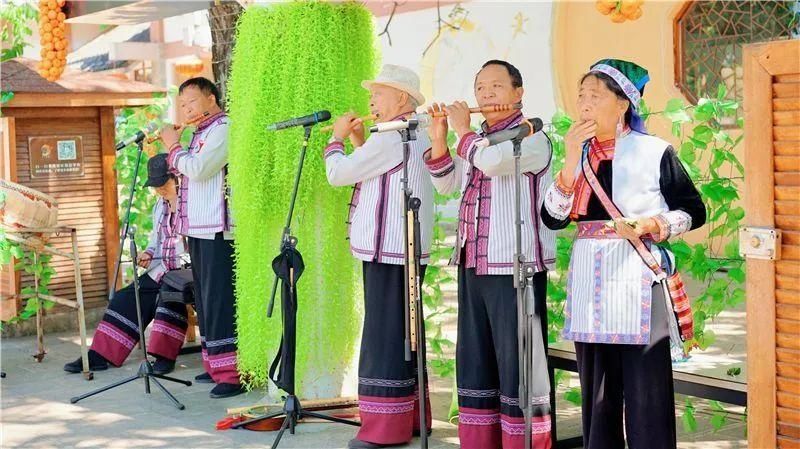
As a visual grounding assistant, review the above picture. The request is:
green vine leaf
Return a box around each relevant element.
[682,398,698,433]
[564,387,582,406]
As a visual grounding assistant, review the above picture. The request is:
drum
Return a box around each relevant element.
[0,179,58,229]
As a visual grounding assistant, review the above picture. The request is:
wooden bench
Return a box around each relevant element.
[547,341,747,448]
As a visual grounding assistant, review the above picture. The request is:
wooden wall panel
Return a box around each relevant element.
[10,107,110,312]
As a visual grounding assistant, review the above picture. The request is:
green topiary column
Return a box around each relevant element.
[226,1,378,395]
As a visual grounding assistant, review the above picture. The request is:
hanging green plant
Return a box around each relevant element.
[227,1,378,392]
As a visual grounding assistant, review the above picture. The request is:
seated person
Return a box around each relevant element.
[64,154,190,375]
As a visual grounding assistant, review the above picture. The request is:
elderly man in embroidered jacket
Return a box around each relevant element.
[323,64,434,449]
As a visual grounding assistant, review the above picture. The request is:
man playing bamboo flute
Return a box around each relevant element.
[323,64,434,449]
[425,60,554,449]
[162,77,243,399]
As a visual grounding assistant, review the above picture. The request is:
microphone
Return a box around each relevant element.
[266,110,331,131]
[368,114,433,133]
[475,117,543,148]
[115,122,159,151]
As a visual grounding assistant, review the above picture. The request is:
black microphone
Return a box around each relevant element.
[475,117,543,148]
[115,122,159,151]
[266,110,331,131]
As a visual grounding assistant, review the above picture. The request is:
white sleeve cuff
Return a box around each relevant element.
[661,210,692,238]
[544,182,574,220]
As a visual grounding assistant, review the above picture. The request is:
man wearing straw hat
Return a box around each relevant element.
[323,64,434,449]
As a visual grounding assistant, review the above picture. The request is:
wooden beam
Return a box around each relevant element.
[99,107,120,296]
[1,107,99,120]
[744,41,778,449]
[6,93,161,108]
[109,41,211,62]
[66,1,211,26]
[109,41,160,61]
[758,39,800,76]
[161,42,211,60]
[671,1,693,89]
[0,116,20,321]
[1,117,17,181]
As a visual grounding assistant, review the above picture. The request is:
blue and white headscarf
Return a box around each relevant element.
[589,58,650,134]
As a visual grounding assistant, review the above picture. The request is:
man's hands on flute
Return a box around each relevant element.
[427,101,477,160]
[160,125,181,149]
[445,101,472,138]
[427,103,450,160]
[332,112,366,147]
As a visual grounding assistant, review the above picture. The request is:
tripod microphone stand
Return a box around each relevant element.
[70,227,192,409]
[232,125,359,448]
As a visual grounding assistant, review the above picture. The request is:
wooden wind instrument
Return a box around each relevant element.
[320,114,377,133]
[147,110,212,143]
[427,102,522,117]
[407,206,419,352]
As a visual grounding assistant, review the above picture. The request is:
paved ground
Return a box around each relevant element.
[1,268,748,449]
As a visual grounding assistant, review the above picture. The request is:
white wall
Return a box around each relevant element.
[374,1,557,126]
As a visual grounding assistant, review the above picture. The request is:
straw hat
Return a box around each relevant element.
[361,64,426,105]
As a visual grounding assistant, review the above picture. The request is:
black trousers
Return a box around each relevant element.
[188,233,239,384]
[456,265,552,449]
[356,261,431,445]
[574,286,677,449]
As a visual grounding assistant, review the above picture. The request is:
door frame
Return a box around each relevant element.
[744,38,800,448]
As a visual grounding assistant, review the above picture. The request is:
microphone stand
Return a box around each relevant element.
[398,120,429,448]
[72,227,192,409]
[511,132,547,449]
[239,124,360,448]
[267,125,312,317]
[109,138,146,299]
[366,119,429,445]
[511,133,532,449]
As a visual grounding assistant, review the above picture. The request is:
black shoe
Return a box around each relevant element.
[209,383,245,398]
[347,439,399,449]
[63,350,108,373]
[194,372,214,383]
[151,358,175,375]
[412,428,433,437]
